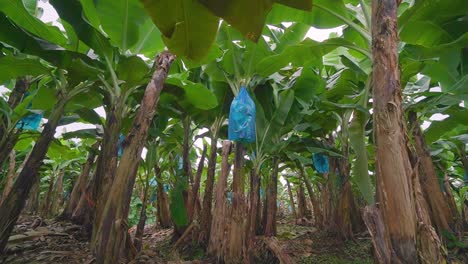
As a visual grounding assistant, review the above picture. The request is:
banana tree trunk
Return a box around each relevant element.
[91,104,122,238]
[61,142,99,219]
[52,169,65,215]
[0,78,29,167]
[93,52,175,264]
[285,179,297,220]
[0,96,66,253]
[246,168,260,261]
[42,171,56,217]
[300,167,323,227]
[296,182,307,220]
[335,159,360,240]
[25,175,40,214]
[368,0,417,261]
[408,112,456,235]
[155,164,171,228]
[199,132,219,243]
[443,173,462,235]
[134,177,150,252]
[208,140,231,258]
[224,143,246,263]
[264,157,279,237]
[71,170,97,227]
[189,143,207,220]
[0,150,16,204]
[410,162,444,263]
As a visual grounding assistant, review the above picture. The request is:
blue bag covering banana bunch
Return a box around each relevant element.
[312,153,329,174]
[228,86,256,143]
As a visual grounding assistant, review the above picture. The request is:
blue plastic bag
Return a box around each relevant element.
[228,86,256,143]
[117,134,125,157]
[16,92,43,131]
[149,178,157,187]
[312,153,329,174]
[16,113,42,130]
[150,193,157,202]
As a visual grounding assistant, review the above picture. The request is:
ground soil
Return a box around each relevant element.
[1,215,466,263]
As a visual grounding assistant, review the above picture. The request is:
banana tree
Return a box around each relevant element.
[0,67,95,253]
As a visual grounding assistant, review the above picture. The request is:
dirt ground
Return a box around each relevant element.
[1,215,466,264]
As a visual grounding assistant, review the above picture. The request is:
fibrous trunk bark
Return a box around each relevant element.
[61,142,99,219]
[296,182,307,220]
[300,167,323,227]
[0,96,66,253]
[91,104,122,239]
[52,169,65,215]
[199,131,218,243]
[285,179,297,220]
[93,52,175,264]
[25,174,40,214]
[410,162,444,264]
[409,111,455,235]
[0,150,16,204]
[224,143,246,263]
[369,0,417,261]
[155,163,171,228]
[321,172,332,228]
[134,179,150,252]
[443,173,462,235]
[208,140,231,258]
[336,156,363,239]
[42,172,56,217]
[264,157,279,237]
[246,168,260,261]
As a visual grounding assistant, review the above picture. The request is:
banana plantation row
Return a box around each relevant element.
[0,0,467,263]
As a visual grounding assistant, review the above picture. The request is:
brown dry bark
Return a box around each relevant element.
[296,182,307,220]
[0,96,66,254]
[443,173,462,235]
[61,142,99,219]
[71,172,96,227]
[335,158,361,240]
[25,174,40,214]
[409,112,455,235]
[370,0,417,261]
[410,162,444,263]
[155,163,171,228]
[321,172,332,228]
[208,140,231,258]
[224,143,247,263]
[246,168,260,261]
[41,172,57,217]
[93,52,175,264]
[52,169,65,215]
[336,180,354,239]
[285,179,297,220]
[133,175,150,252]
[0,150,16,204]
[363,205,393,263]
[264,157,279,237]
[300,167,323,227]
[199,131,219,243]
[91,104,122,238]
